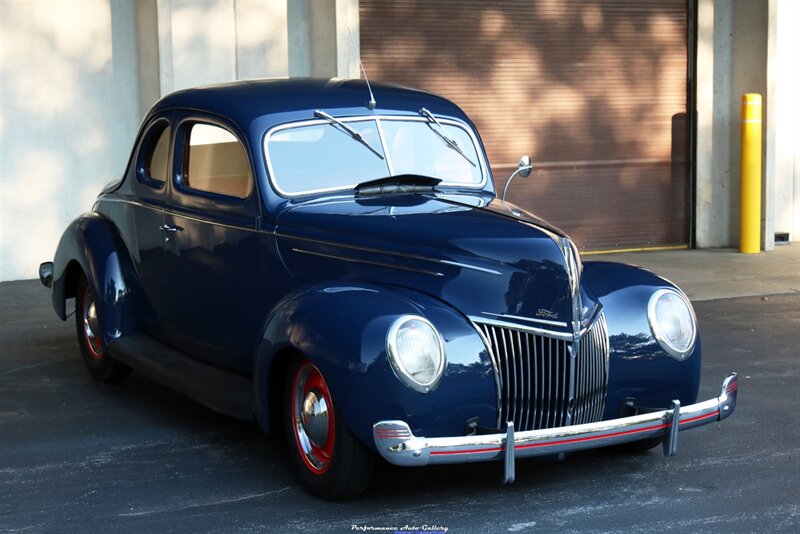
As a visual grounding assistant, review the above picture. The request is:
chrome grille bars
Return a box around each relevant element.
[476,313,610,431]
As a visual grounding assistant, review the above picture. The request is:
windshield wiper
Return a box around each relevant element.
[418,108,477,167]
[314,110,384,160]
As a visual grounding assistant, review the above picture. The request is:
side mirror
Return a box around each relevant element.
[518,155,532,178]
[502,154,534,204]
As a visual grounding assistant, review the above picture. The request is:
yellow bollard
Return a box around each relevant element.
[740,93,762,254]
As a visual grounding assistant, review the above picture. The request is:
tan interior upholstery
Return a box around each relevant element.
[186,141,252,198]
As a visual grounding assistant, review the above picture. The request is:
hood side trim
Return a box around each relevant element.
[278,231,501,276]
[290,247,444,277]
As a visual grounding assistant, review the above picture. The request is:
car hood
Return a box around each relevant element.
[275,192,599,334]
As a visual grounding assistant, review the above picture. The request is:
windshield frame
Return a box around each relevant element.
[263,114,490,198]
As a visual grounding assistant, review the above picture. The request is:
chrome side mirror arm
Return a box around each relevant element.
[501,155,532,203]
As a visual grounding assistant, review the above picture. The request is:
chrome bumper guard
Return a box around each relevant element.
[373,373,738,484]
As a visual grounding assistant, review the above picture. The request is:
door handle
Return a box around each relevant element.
[159,224,183,233]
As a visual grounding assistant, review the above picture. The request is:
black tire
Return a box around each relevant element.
[75,276,131,383]
[613,437,662,453]
[283,357,374,499]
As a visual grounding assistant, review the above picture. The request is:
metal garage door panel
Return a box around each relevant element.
[360,0,690,251]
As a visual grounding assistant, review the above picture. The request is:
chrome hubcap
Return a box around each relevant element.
[292,362,334,473]
[301,389,329,446]
[82,286,103,358]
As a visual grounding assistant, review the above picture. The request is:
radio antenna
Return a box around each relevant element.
[348,27,376,109]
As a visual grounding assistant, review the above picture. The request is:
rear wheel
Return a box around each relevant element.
[75,277,131,383]
[283,358,374,499]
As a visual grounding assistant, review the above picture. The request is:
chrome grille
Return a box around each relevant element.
[476,313,609,431]
[572,314,610,425]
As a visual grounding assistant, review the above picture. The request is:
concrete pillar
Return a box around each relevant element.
[138,0,354,105]
[156,0,238,92]
[766,0,800,245]
[288,0,360,79]
[152,0,290,96]
[694,0,768,249]
[309,0,338,77]
[730,1,768,250]
[135,0,161,119]
[695,0,717,248]
[156,0,174,96]
[335,0,361,79]
[288,0,311,77]
[234,0,289,79]
[765,0,777,249]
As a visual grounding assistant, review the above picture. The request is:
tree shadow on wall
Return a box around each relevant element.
[360,0,691,250]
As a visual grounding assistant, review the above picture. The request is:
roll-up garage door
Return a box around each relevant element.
[360,0,691,251]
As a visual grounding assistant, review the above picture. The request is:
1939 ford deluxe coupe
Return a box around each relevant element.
[40,79,737,499]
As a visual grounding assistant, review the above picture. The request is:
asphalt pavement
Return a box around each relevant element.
[1,246,799,533]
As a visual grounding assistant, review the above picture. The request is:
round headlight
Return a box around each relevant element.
[647,289,697,360]
[386,316,446,393]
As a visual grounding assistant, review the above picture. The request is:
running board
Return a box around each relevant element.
[109,334,254,421]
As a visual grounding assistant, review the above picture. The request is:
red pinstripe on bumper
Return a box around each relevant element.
[373,374,738,472]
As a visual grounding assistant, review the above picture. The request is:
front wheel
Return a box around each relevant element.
[75,277,131,383]
[283,358,374,499]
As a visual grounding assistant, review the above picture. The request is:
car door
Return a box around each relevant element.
[160,113,268,372]
[125,114,174,335]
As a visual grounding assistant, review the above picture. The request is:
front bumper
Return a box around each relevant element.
[373,373,738,483]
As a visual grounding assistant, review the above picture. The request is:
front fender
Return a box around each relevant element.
[253,283,497,447]
[51,212,137,346]
[582,261,702,418]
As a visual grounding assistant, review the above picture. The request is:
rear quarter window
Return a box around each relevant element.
[137,120,171,187]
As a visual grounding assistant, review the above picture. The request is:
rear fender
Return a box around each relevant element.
[51,212,137,346]
[252,284,497,447]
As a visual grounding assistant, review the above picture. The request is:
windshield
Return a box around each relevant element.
[266,116,486,196]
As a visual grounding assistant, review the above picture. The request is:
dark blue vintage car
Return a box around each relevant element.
[40,79,737,499]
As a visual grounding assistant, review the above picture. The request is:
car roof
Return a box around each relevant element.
[149,78,470,128]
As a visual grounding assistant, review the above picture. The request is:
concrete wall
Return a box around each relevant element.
[696,0,798,249]
[695,0,722,248]
[155,0,290,94]
[0,0,357,282]
[288,0,359,78]
[766,0,800,243]
[696,0,766,248]
[0,0,142,282]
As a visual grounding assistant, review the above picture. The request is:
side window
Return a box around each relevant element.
[138,121,170,186]
[183,123,253,199]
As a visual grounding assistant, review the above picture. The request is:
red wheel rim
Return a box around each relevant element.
[291,361,335,474]
[82,284,103,359]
